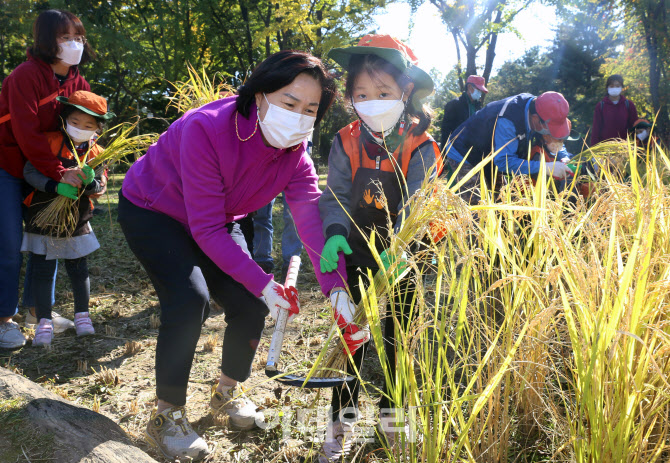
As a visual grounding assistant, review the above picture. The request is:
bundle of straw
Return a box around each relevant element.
[31,122,157,237]
[166,64,234,112]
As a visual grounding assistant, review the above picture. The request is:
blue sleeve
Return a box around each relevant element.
[492,118,542,175]
[557,146,572,160]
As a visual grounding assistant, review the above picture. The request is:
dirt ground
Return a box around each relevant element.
[0,174,390,463]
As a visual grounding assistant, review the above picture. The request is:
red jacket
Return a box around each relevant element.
[590,96,638,146]
[0,52,90,179]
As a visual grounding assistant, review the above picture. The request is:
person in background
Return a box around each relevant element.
[252,197,303,279]
[590,74,638,146]
[632,118,656,150]
[23,91,113,346]
[440,75,488,148]
[442,92,574,204]
[0,9,93,349]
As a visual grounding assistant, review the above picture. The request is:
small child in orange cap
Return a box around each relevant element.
[21,90,115,347]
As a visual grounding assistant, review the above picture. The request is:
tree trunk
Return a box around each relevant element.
[452,30,464,91]
[483,8,503,84]
[639,1,670,141]
[0,367,157,463]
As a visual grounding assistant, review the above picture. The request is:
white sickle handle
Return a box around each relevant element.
[266,255,301,370]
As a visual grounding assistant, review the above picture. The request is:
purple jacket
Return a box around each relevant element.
[590,96,638,146]
[122,96,347,296]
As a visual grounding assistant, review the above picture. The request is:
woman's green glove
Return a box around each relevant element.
[380,249,409,284]
[320,235,352,273]
[56,183,78,200]
[78,165,95,185]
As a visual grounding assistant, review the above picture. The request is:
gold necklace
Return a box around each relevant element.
[235,111,258,142]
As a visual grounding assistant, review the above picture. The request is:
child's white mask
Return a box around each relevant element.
[258,94,315,149]
[353,93,405,134]
[637,130,648,141]
[66,123,96,144]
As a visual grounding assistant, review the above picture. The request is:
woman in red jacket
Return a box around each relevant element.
[590,74,639,146]
[0,10,93,349]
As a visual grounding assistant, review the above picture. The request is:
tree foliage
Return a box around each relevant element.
[0,0,388,156]
[411,0,533,90]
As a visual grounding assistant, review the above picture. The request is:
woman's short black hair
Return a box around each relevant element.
[606,74,624,89]
[343,54,432,135]
[236,51,336,125]
[30,9,95,66]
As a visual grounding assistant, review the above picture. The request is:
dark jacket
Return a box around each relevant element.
[440,93,481,147]
[449,93,533,169]
[590,96,638,146]
[0,51,90,179]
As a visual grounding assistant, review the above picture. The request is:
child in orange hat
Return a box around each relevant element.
[21,90,115,347]
[317,34,441,460]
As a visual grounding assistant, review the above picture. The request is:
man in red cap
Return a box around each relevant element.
[442,91,574,204]
[440,75,488,147]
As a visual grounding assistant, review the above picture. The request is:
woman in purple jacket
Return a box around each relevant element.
[117,51,348,461]
[590,74,639,146]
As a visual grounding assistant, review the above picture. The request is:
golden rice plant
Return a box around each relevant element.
[123,341,142,356]
[166,63,234,113]
[31,122,157,237]
[293,133,670,462]
[203,334,218,352]
[149,313,161,329]
[91,394,101,413]
[92,366,119,387]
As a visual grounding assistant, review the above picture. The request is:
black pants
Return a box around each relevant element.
[117,190,268,406]
[31,253,89,320]
[331,265,418,422]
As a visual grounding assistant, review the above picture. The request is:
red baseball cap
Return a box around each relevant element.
[466,75,488,93]
[535,91,570,139]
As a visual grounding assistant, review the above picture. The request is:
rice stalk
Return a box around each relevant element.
[288,136,670,462]
[30,122,157,237]
[166,63,234,113]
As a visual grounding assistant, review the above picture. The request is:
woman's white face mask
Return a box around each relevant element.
[637,130,648,141]
[258,94,316,149]
[353,92,405,134]
[66,123,96,144]
[57,40,84,66]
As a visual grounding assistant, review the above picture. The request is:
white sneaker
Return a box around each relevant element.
[210,384,262,430]
[145,406,210,461]
[25,310,74,334]
[317,420,355,463]
[0,320,26,350]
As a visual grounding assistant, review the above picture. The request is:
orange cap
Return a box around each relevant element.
[56,90,115,120]
[356,34,420,66]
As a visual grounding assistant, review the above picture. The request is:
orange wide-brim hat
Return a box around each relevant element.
[328,34,434,110]
[56,90,115,121]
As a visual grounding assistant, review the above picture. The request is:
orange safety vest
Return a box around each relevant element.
[338,120,441,181]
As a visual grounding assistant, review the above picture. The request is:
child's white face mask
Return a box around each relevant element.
[353,92,405,134]
[258,94,316,149]
[637,130,648,141]
[66,123,96,144]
